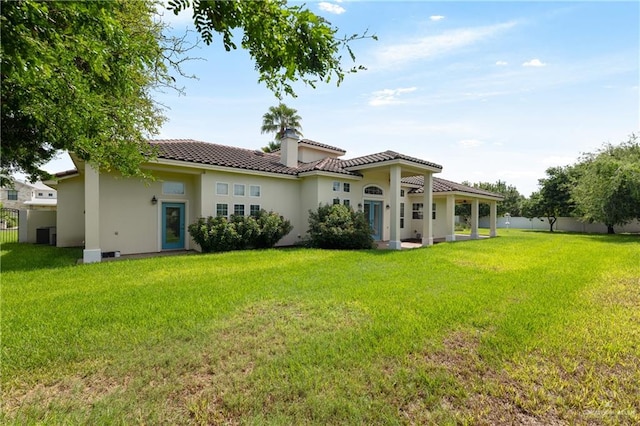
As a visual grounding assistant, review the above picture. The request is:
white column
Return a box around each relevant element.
[470,198,479,239]
[18,210,28,243]
[489,201,498,237]
[422,173,433,247]
[389,164,402,250]
[446,195,456,242]
[83,164,101,263]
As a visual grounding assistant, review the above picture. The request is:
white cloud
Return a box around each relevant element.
[459,139,483,148]
[369,87,417,106]
[374,21,517,68]
[495,60,508,66]
[318,2,346,15]
[523,58,547,67]
[430,15,445,21]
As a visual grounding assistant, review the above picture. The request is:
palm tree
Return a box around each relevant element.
[260,103,303,152]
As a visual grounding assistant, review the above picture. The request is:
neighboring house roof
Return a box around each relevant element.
[403,176,504,199]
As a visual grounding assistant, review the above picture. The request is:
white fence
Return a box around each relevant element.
[479,216,640,234]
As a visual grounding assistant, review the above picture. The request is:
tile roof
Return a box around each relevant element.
[403,176,504,199]
[296,157,361,176]
[149,140,440,177]
[149,139,300,175]
[342,150,442,170]
[299,139,346,154]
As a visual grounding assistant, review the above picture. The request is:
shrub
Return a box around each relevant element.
[307,204,374,249]
[188,211,292,253]
[252,209,293,248]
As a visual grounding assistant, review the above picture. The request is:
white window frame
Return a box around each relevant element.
[332,181,341,192]
[249,185,261,197]
[233,184,245,197]
[216,203,229,218]
[412,203,424,220]
[162,181,185,195]
[364,185,384,196]
[233,204,245,216]
[216,182,229,196]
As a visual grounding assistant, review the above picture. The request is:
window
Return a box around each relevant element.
[400,202,405,229]
[216,182,229,195]
[37,192,43,197]
[233,184,245,196]
[234,204,245,216]
[343,183,351,193]
[216,203,228,217]
[250,204,261,216]
[432,203,437,220]
[249,185,261,197]
[400,189,405,197]
[412,203,424,219]
[48,193,54,197]
[7,190,18,201]
[332,181,341,192]
[343,199,350,208]
[364,186,383,195]
[333,198,340,205]
[163,181,185,195]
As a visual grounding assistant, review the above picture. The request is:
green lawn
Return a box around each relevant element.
[2,231,639,424]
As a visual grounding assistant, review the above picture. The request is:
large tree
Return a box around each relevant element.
[572,135,640,234]
[522,166,575,232]
[167,0,372,99]
[1,0,177,182]
[455,180,525,220]
[260,103,303,152]
[2,0,372,181]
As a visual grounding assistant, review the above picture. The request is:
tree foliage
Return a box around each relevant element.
[167,0,374,99]
[1,0,176,181]
[455,180,524,219]
[572,135,640,233]
[2,0,372,182]
[522,166,575,232]
[260,103,303,152]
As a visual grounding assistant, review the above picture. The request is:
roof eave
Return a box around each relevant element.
[345,158,442,174]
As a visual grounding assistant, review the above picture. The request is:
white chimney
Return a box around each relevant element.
[280,128,299,168]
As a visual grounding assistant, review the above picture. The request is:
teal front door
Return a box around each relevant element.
[363,200,383,240]
[162,202,185,250]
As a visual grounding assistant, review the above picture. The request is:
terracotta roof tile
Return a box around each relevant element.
[150,139,300,175]
[296,157,361,176]
[342,150,442,170]
[403,176,503,199]
[299,139,346,153]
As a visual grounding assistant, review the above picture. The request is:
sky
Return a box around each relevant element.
[42,1,639,196]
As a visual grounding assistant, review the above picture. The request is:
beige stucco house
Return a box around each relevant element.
[49,132,503,263]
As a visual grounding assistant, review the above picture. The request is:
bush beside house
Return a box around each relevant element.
[306,204,374,249]
[188,210,292,253]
